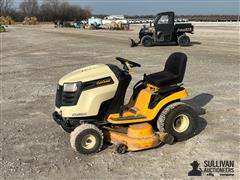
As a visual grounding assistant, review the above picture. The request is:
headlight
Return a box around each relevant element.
[63,83,78,92]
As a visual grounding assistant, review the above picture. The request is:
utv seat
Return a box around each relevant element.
[145,52,187,87]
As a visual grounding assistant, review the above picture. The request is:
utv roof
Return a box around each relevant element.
[157,11,174,15]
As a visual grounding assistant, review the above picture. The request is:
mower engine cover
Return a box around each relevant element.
[55,64,119,118]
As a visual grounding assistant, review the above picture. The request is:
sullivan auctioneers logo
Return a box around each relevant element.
[188,160,234,177]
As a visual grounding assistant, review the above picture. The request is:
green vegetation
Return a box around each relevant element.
[0,24,6,32]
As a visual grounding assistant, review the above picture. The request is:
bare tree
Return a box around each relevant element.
[19,0,39,17]
[40,0,64,21]
[0,0,14,15]
[0,0,92,21]
[39,0,91,21]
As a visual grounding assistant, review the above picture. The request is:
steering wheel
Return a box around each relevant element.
[116,57,141,70]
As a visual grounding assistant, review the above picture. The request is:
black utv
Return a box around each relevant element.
[130,11,194,47]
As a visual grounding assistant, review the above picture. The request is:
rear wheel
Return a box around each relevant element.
[157,102,198,141]
[70,124,103,154]
[141,35,153,47]
[178,34,190,46]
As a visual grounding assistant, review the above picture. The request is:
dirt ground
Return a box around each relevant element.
[1,23,239,179]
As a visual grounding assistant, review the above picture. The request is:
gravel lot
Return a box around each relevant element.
[1,23,239,179]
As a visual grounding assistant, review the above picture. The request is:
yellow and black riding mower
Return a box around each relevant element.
[52,52,198,154]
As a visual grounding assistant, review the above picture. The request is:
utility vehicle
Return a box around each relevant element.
[130,12,194,47]
[53,52,198,154]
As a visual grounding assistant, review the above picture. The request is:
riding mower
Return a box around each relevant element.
[52,52,198,154]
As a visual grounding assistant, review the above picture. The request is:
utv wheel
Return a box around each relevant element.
[70,124,103,154]
[178,34,190,46]
[142,35,153,47]
[157,102,198,141]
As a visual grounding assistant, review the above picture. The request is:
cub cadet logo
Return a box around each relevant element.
[96,78,111,85]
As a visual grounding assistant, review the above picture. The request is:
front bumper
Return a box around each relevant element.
[52,111,107,132]
[52,111,74,132]
[52,111,65,126]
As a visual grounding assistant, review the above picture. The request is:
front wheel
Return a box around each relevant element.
[141,35,153,47]
[157,102,198,141]
[70,124,103,154]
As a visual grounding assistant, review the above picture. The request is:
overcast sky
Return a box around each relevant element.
[15,0,239,15]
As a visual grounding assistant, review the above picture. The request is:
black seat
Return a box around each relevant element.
[145,52,187,87]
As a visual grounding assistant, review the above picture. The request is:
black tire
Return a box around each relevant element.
[141,35,153,47]
[157,102,198,141]
[178,34,190,46]
[70,124,103,154]
[115,144,128,154]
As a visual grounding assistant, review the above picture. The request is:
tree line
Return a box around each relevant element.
[0,0,92,21]
[1,0,238,22]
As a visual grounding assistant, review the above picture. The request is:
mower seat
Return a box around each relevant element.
[145,52,187,87]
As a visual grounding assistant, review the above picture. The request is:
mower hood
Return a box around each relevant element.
[58,64,111,85]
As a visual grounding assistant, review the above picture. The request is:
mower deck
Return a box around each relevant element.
[102,123,174,153]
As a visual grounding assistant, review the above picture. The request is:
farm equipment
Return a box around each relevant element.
[130,12,194,47]
[52,52,198,154]
[87,16,130,30]
[102,15,130,30]
[87,17,102,29]
[74,21,81,29]
[0,24,6,32]
[0,16,14,25]
[22,16,38,25]
[54,20,81,28]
